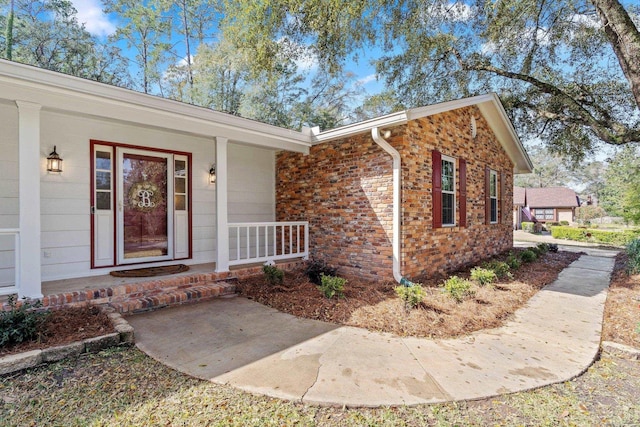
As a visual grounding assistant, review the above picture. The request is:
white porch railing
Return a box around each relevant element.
[0,228,20,296]
[228,221,309,266]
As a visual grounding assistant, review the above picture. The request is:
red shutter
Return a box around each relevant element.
[432,150,442,229]
[459,159,467,228]
[500,171,506,224]
[485,166,491,225]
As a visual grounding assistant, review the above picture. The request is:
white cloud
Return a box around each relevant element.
[71,0,116,37]
[569,13,601,29]
[357,74,378,85]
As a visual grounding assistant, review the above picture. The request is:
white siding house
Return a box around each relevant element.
[0,59,310,298]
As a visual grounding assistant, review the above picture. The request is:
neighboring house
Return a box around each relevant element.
[0,59,532,298]
[513,186,580,229]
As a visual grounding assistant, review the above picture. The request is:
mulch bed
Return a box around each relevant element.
[237,248,582,338]
[602,252,640,349]
[0,305,115,357]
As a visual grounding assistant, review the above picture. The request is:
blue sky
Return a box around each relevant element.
[70,0,387,95]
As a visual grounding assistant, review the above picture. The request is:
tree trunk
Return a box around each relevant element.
[592,0,640,109]
[4,0,14,60]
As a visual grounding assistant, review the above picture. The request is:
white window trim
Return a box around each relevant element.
[442,155,456,227]
[490,169,498,224]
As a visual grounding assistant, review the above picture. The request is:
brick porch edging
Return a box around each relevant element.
[0,308,133,376]
[1,260,305,313]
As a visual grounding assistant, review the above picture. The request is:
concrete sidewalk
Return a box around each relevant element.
[127,248,616,407]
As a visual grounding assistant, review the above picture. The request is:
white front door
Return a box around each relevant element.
[116,148,174,265]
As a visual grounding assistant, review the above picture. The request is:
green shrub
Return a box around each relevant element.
[395,284,426,309]
[442,276,475,302]
[550,225,640,246]
[560,220,570,226]
[536,243,550,254]
[482,260,513,279]
[521,221,535,233]
[470,267,497,286]
[262,264,284,285]
[304,259,337,285]
[506,252,521,270]
[319,274,346,299]
[519,249,538,263]
[626,238,640,275]
[0,295,49,348]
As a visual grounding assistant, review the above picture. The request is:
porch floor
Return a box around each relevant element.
[42,263,220,296]
[2,259,304,314]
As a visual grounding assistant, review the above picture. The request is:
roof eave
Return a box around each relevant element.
[0,60,311,153]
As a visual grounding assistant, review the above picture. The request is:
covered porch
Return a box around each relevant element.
[0,59,311,301]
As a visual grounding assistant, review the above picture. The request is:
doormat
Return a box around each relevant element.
[109,264,189,278]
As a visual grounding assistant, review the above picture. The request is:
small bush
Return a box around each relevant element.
[626,238,640,275]
[470,267,497,286]
[262,264,284,285]
[560,220,570,226]
[519,249,538,263]
[536,243,550,254]
[395,284,426,309]
[319,274,346,299]
[506,252,521,270]
[521,221,535,233]
[0,295,49,348]
[482,260,513,279]
[304,259,337,285]
[442,276,475,302]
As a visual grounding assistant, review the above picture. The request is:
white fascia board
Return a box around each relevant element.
[312,111,408,143]
[0,60,310,153]
[409,93,533,174]
[405,93,497,121]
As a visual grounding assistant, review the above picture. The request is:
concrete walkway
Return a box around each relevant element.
[127,247,617,407]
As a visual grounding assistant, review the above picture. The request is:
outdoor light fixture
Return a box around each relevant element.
[209,165,216,183]
[46,146,63,173]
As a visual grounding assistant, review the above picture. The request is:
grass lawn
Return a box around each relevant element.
[1,345,639,426]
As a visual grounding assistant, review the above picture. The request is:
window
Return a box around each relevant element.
[442,156,456,226]
[490,170,498,223]
[536,208,554,220]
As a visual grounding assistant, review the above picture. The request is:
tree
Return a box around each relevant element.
[104,0,171,94]
[514,144,580,188]
[158,0,218,98]
[599,144,640,220]
[0,0,128,84]
[217,0,640,161]
[184,39,250,114]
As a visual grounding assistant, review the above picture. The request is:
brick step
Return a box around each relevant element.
[108,281,236,314]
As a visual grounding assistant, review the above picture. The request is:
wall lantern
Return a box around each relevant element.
[46,146,63,173]
[209,165,216,183]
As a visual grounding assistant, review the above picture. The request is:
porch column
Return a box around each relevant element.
[16,101,43,299]
[215,137,229,273]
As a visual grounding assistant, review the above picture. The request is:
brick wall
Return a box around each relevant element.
[276,105,514,282]
[276,137,395,280]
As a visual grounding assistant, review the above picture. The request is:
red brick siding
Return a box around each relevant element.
[276,137,395,280]
[276,105,514,282]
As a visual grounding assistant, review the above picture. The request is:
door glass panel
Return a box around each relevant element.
[96,171,111,190]
[96,151,111,170]
[122,154,168,260]
[96,192,111,210]
[174,177,185,194]
[175,160,186,176]
[174,195,186,211]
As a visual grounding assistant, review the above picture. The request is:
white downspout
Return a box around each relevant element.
[371,127,412,285]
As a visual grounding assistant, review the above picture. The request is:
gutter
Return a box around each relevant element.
[370,128,414,286]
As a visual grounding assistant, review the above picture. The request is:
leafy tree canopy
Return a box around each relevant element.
[218,0,640,161]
